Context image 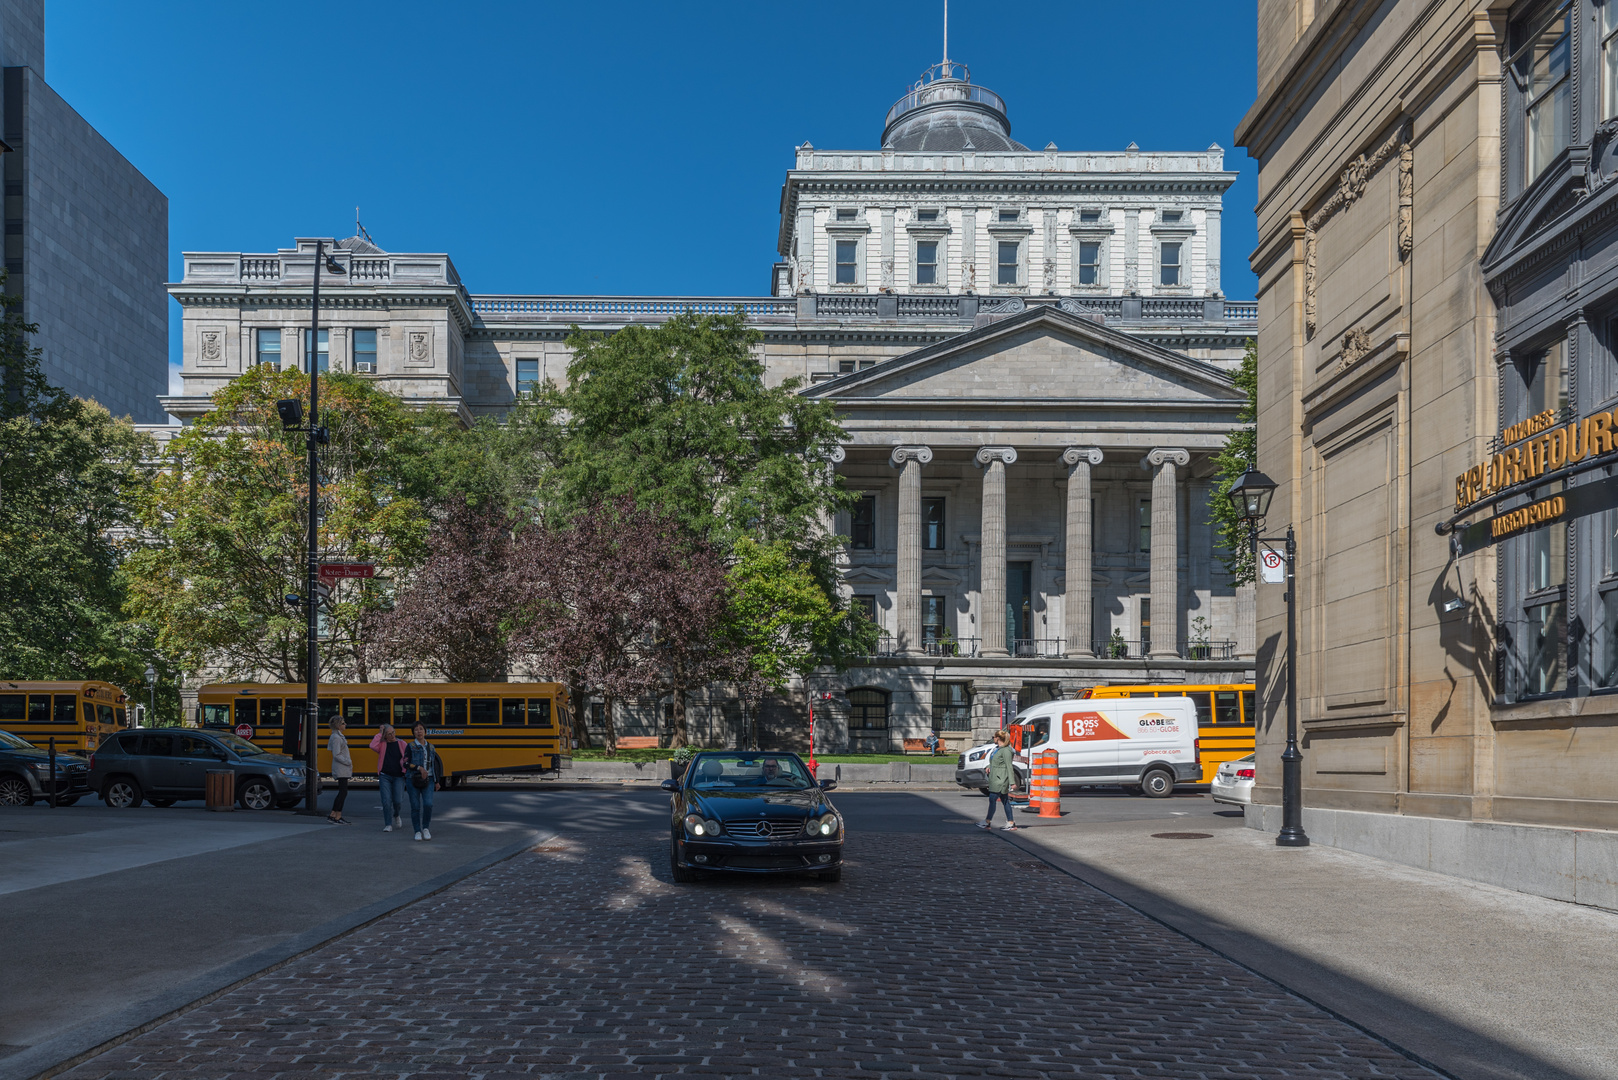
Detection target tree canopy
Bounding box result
[1210,340,1258,586]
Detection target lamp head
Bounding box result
[143,665,156,684]
[275,398,303,430]
[324,255,345,276]
[1226,468,1277,524]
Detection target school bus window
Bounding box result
[0,695,23,721]
[53,695,75,724]
[26,695,48,723]
[393,699,416,727]
[237,700,258,726]
[1242,690,1255,725]
[470,698,498,725]
[318,699,340,726]
[342,699,364,726]
[115,707,127,727]
[502,698,527,726]
[419,698,443,726]
[368,699,390,727]
[446,698,468,726]
[260,699,283,729]
[98,704,115,727]
[1190,693,1212,726]
[1214,691,1241,725]
[202,703,230,726]
[527,699,552,727]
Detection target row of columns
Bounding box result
[885,444,1190,659]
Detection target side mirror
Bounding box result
[216,751,230,762]
[659,778,680,792]
[819,779,837,791]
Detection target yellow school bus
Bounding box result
[1079,682,1255,783]
[0,681,131,753]
[196,682,572,785]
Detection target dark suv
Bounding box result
[0,728,91,806]
[90,728,309,810]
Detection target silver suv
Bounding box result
[90,729,309,811]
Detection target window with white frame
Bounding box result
[997,241,1019,286]
[835,240,859,285]
[1079,210,1102,224]
[836,207,859,222]
[1159,241,1183,287]
[915,240,938,285]
[916,208,939,222]
[353,329,377,373]
[1078,241,1102,286]
[256,329,281,370]
[1514,2,1572,183]
[516,358,539,396]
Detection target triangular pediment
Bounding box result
[802,305,1241,404]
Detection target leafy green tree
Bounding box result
[123,366,446,682]
[1210,340,1258,585]
[0,280,159,695]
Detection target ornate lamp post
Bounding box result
[1226,468,1309,848]
[143,665,156,726]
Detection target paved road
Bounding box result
[35,784,1442,1080]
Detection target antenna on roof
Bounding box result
[942,0,949,66]
[354,207,375,246]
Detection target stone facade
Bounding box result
[1239,0,1618,874]
[2,1,167,423]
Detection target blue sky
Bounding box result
[45,1,1259,378]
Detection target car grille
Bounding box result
[958,754,966,768]
[725,854,810,869]
[726,819,801,838]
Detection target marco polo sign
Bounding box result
[1450,406,1618,555]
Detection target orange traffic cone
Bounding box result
[1038,748,1061,818]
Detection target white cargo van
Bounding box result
[954,696,1201,798]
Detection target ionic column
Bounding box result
[976,447,1017,657]
[889,446,932,655]
[1062,447,1103,658]
[1142,448,1189,659]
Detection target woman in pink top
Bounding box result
[371,724,407,831]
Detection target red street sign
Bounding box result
[318,563,375,580]
[235,724,254,739]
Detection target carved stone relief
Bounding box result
[407,330,432,366]
[199,330,223,364]
[1303,123,1411,340]
[1339,327,1373,371]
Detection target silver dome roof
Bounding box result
[881,64,1026,152]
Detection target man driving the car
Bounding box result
[760,757,789,785]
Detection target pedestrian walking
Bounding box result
[976,729,1018,831]
[371,723,407,832]
[405,721,438,841]
[326,716,353,824]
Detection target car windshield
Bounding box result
[687,753,814,790]
[209,732,273,757]
[0,729,35,750]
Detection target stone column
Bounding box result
[1141,448,1189,659]
[976,446,1018,657]
[889,446,932,655]
[796,205,817,292]
[1203,208,1222,296]
[1062,447,1103,657]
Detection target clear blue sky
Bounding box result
[45,1,1259,377]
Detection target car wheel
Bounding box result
[104,776,142,808]
[238,778,274,811]
[0,774,34,806]
[1141,769,1175,798]
[817,866,842,883]
[149,798,176,808]
[670,838,697,883]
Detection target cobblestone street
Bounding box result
[61,821,1440,1080]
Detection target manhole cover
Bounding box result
[1151,832,1212,840]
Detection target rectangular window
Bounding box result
[256,329,281,370]
[922,496,945,550]
[1214,691,1241,725]
[851,594,877,622]
[342,699,364,726]
[922,595,946,644]
[304,329,329,373]
[470,698,498,725]
[850,495,876,549]
[516,358,539,396]
[1526,507,1566,593]
[502,698,527,726]
[997,241,1019,286]
[1079,210,1102,223]
[445,698,468,726]
[1078,241,1101,286]
[1139,498,1152,552]
[53,695,76,724]
[932,681,971,732]
[26,694,48,723]
[847,688,889,730]
[392,698,416,728]
[1140,598,1152,655]
[998,209,1019,222]
[835,240,858,284]
[1242,690,1255,724]
[353,329,377,373]
[260,699,283,732]
[915,240,938,285]
[916,208,939,222]
[1519,4,1572,182]
[1604,0,1618,120]
[418,698,443,726]
[1160,210,1183,223]
[0,694,22,721]
[368,699,390,728]
[1525,339,1568,416]
[527,698,553,727]
[1524,599,1567,695]
[1159,241,1182,287]
[836,208,858,221]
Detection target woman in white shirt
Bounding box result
[327,715,353,824]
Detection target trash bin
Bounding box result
[205,770,235,811]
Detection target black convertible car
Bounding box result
[662,751,843,882]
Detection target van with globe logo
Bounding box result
[955,696,1201,798]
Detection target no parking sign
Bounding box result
[1259,544,1286,584]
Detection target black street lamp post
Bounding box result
[277,240,345,814]
[143,665,156,726]
[1227,468,1309,848]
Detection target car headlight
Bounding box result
[804,814,839,837]
[278,767,302,777]
[28,762,53,773]
[684,813,722,837]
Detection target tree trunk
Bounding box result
[602,694,618,756]
[671,684,689,749]
[569,680,592,750]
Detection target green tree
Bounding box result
[123,366,449,682]
[1210,339,1258,585]
[0,279,158,695]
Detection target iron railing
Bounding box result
[1012,638,1064,658]
[923,637,981,657]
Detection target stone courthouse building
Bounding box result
[1239,0,1618,908]
[165,61,1259,751]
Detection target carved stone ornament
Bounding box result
[1043,258,1057,292]
[974,446,1018,468]
[889,445,934,468]
[1140,448,1191,470]
[1340,326,1373,371]
[986,297,1026,315]
[199,330,223,363]
[408,331,431,364]
[1589,118,1618,191]
[1061,447,1105,469]
[829,445,847,465]
[1303,123,1411,339]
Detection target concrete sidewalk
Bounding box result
[917,791,1618,1080]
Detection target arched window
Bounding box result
[847,688,890,731]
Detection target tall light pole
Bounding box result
[277,240,345,814]
[1227,468,1309,848]
[143,665,156,726]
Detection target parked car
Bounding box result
[0,728,91,806]
[661,751,843,883]
[1210,753,1256,806]
[90,728,310,810]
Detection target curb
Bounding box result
[2,828,554,1080]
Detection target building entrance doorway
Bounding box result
[1008,561,1032,654]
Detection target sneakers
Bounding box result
[394,815,402,828]
[974,820,991,830]
[413,831,423,841]
[1001,822,1018,831]
[421,828,431,840]
[383,825,393,833]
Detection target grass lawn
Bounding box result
[568,749,957,765]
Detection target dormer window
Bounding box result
[917,209,939,222]
[998,209,1019,223]
[837,208,858,222]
